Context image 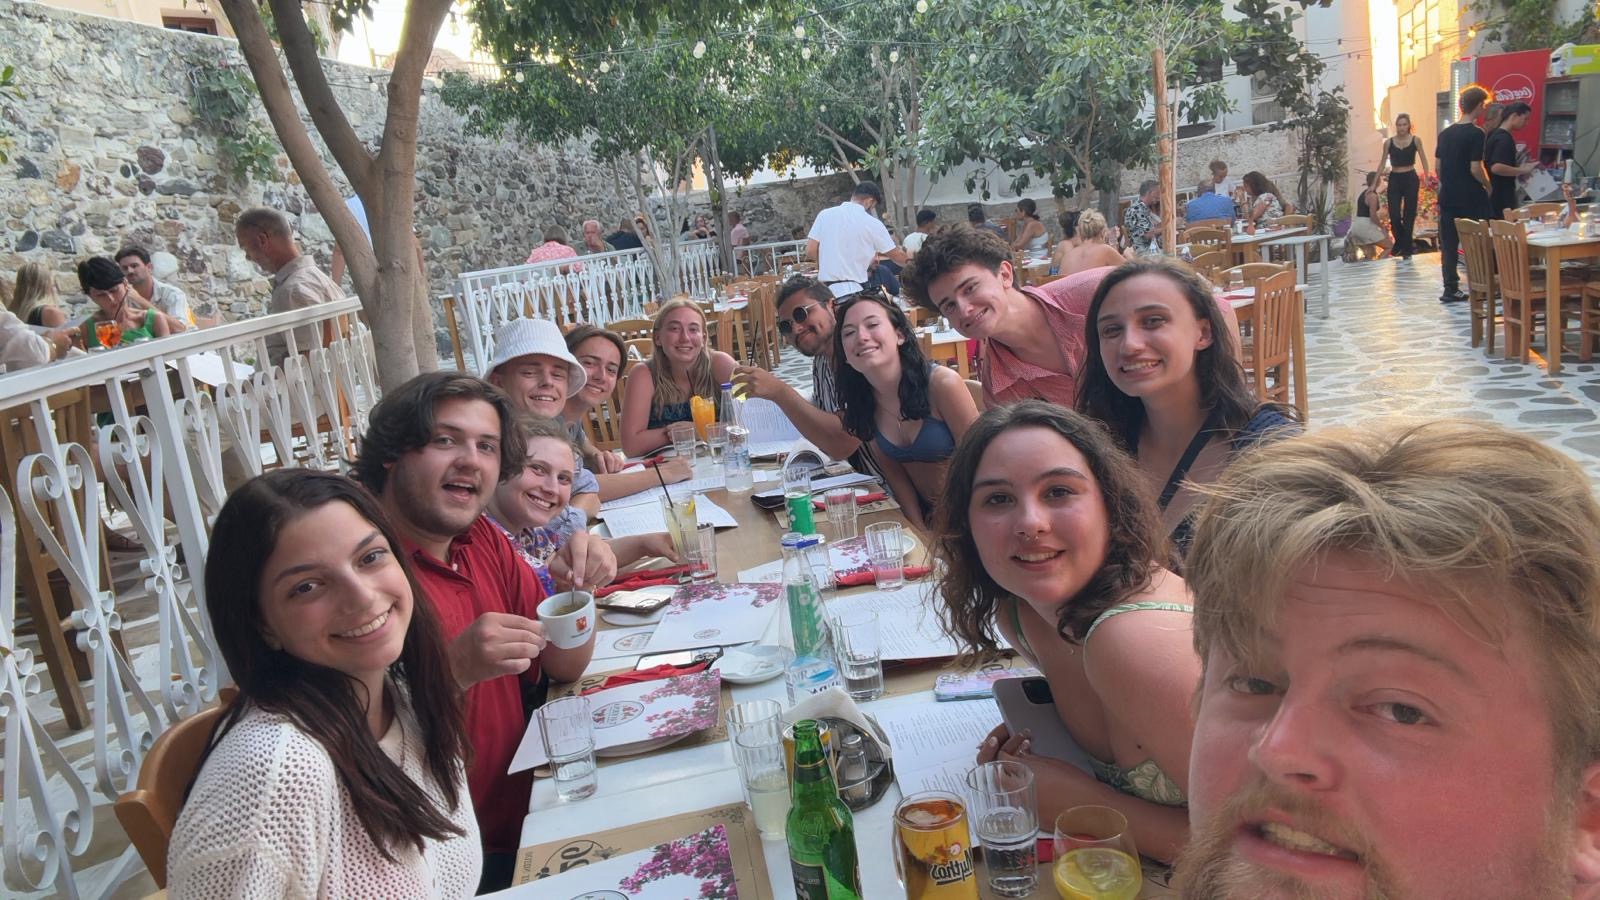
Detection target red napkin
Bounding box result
[811,492,889,510]
[638,453,670,468]
[580,660,712,694]
[832,565,932,587]
[594,565,692,597]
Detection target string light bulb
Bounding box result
[693,40,706,58]
[599,60,610,73]
[916,0,928,11]
[802,46,812,60]
[968,52,978,65]
[514,70,524,82]
[794,24,806,39]
[889,48,900,63]
[820,103,827,113]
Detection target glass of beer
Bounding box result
[893,791,980,900]
[1052,806,1141,900]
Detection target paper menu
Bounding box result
[739,397,803,457]
[642,582,782,653]
[590,624,658,660]
[599,494,738,538]
[492,824,741,899]
[510,670,721,771]
[875,698,1003,797]
[825,585,1010,662]
[599,471,730,512]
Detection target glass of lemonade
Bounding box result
[1052,806,1141,900]
[734,728,790,839]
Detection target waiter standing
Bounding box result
[1433,86,1493,304]
[805,182,909,298]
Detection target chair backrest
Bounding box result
[746,282,783,371]
[1182,226,1231,249]
[1488,219,1534,298]
[114,701,231,887]
[1190,250,1230,281]
[712,307,751,365]
[582,391,624,452]
[1222,262,1292,285]
[1273,214,1311,229]
[608,317,655,343]
[623,337,654,367]
[1251,270,1298,405]
[1510,202,1563,222]
[1456,218,1497,298]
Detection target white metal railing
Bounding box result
[0,298,378,898]
[456,239,726,375]
[737,239,808,276]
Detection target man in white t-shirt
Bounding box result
[901,208,938,253]
[805,181,909,298]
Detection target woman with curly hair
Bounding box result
[934,400,1196,862]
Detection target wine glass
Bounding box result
[1053,806,1141,900]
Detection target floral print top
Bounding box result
[1123,198,1158,248]
[485,514,562,595]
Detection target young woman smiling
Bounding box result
[486,414,676,592]
[1077,259,1297,561]
[620,298,737,457]
[935,401,1197,863]
[563,325,692,498]
[832,291,979,532]
[169,470,479,897]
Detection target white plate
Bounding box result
[712,645,786,685]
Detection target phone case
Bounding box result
[933,667,1042,701]
[990,677,1097,777]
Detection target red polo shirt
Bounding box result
[404,515,548,855]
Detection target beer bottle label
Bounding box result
[791,859,827,899]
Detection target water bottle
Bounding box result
[779,533,840,704]
[720,382,754,492]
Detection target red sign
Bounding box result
[1474,48,1549,153]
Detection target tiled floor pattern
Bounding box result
[8,249,1600,898]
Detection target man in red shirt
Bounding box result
[351,371,612,890]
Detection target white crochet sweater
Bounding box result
[167,699,481,898]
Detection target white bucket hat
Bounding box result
[484,317,587,397]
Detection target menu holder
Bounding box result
[531,666,735,777]
[511,803,773,898]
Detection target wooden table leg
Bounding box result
[1548,245,1565,375]
[1293,288,1309,422]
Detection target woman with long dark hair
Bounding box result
[1007,198,1049,255]
[934,401,1196,862]
[1238,171,1288,229]
[1077,259,1298,560]
[169,470,479,897]
[1379,112,1429,259]
[832,290,979,531]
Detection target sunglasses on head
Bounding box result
[777,301,824,336]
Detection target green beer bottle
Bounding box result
[786,719,862,899]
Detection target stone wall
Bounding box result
[0,0,638,342]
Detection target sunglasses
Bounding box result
[777,301,824,336]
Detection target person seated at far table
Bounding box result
[1238,171,1289,230]
[1003,198,1050,255]
[935,400,1197,863]
[75,256,180,349]
[487,413,679,593]
[1177,420,1600,899]
[903,225,1113,410]
[1077,259,1296,562]
[351,372,613,890]
[620,298,737,457]
[1054,210,1129,278]
[525,225,582,272]
[1184,180,1235,225]
[833,289,979,532]
[168,469,480,897]
[485,317,607,525]
[116,245,193,330]
[9,261,70,328]
[562,324,693,498]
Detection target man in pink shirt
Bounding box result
[904,227,1112,409]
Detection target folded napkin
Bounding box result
[639,453,670,468]
[833,565,931,587]
[580,660,712,694]
[811,492,889,510]
[595,565,692,597]
[784,686,893,759]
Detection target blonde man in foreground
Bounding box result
[1179,420,1600,899]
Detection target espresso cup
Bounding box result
[536,591,596,650]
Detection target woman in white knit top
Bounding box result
[168,470,482,897]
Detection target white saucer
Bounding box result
[713,645,786,685]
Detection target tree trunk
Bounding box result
[704,124,734,276]
[1154,46,1176,255]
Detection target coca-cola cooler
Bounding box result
[1474,48,1600,193]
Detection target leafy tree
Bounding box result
[1466,0,1597,53]
[920,0,1229,222]
[215,0,756,388]
[0,64,17,165]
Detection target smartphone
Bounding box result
[634,645,723,671]
[596,591,673,614]
[991,677,1097,776]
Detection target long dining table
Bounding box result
[1526,225,1600,375]
[510,458,1181,898]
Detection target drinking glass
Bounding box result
[686,523,718,582]
[894,791,981,898]
[705,422,729,470]
[783,466,816,534]
[734,730,791,839]
[1542,211,1561,229]
[96,320,119,348]
[1052,806,1141,900]
[725,698,783,745]
[537,695,598,801]
[966,761,1038,898]
[668,421,697,461]
[865,521,905,591]
[1227,268,1245,291]
[824,488,859,541]
[658,491,697,577]
[832,607,883,701]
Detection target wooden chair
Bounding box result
[712,307,752,365]
[1248,271,1298,408]
[1220,262,1292,287]
[1272,214,1311,229]
[1190,250,1230,282]
[1456,218,1500,353]
[115,700,231,887]
[442,295,467,372]
[1509,203,1564,223]
[582,391,625,453]
[623,337,654,366]
[1488,219,1584,363]
[1583,278,1600,362]
[1181,225,1231,252]
[608,317,655,343]
[746,282,783,371]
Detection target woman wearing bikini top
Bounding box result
[1380,112,1430,260]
